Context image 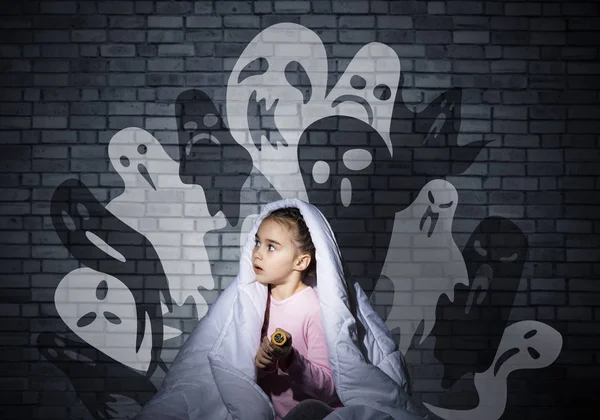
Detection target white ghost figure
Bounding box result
[382,179,468,354]
[226,22,401,200]
[324,41,399,155]
[54,267,181,372]
[106,127,227,322]
[424,320,563,420]
[226,22,329,201]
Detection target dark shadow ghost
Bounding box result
[37,332,157,420]
[176,89,254,227]
[49,178,173,378]
[298,84,489,295]
[428,216,528,389]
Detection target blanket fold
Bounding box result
[136,198,435,420]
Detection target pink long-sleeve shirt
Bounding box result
[257,286,343,419]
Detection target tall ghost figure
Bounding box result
[176,89,253,228]
[430,216,529,388]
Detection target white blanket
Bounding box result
[135,198,437,420]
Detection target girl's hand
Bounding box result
[269,328,293,368]
[255,336,275,370]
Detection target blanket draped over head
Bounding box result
[135,198,437,420]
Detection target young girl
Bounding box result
[252,207,343,420]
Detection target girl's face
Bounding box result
[252,219,305,286]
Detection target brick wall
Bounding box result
[0,1,598,419]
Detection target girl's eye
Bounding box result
[268,245,275,251]
[254,240,260,247]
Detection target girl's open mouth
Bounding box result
[253,265,263,273]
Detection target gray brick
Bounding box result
[453,16,488,30]
[274,1,311,13]
[70,116,106,129]
[108,116,143,129]
[32,117,67,129]
[503,46,540,59]
[225,29,260,42]
[109,16,145,28]
[40,1,76,14]
[333,1,370,14]
[185,57,221,71]
[452,60,494,73]
[109,58,145,72]
[491,17,528,30]
[453,31,489,44]
[491,60,527,73]
[108,73,145,86]
[155,1,192,14]
[71,29,107,43]
[428,2,445,14]
[300,15,337,28]
[389,0,427,14]
[158,44,195,56]
[216,1,253,14]
[108,102,144,115]
[148,16,183,28]
[100,44,135,57]
[224,15,260,28]
[415,30,450,44]
[376,16,412,29]
[253,1,272,13]
[187,29,223,43]
[108,29,146,43]
[147,72,185,86]
[505,3,542,16]
[415,59,451,73]
[148,58,184,72]
[531,32,566,45]
[135,1,154,14]
[34,74,68,86]
[147,30,184,43]
[97,1,134,14]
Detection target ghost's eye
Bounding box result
[350,75,366,90]
[474,240,487,257]
[203,113,218,128]
[238,57,268,84]
[285,61,312,104]
[342,149,372,171]
[184,121,198,131]
[373,84,391,101]
[312,160,330,184]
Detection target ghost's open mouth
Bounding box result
[185,133,221,156]
[419,206,439,238]
[247,90,286,150]
[332,95,373,125]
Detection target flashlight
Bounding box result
[270,330,288,347]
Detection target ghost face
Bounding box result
[298,116,399,290]
[176,89,253,226]
[326,42,400,153]
[226,22,329,151]
[54,268,152,372]
[298,116,400,220]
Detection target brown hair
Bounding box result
[263,207,316,279]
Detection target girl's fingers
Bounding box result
[255,352,272,368]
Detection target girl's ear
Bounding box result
[294,253,311,272]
